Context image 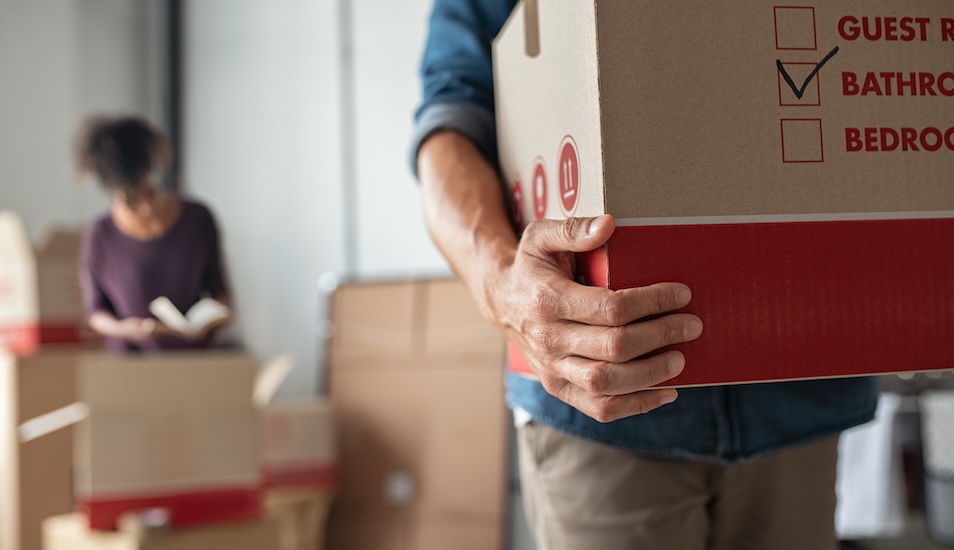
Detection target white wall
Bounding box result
[351,0,449,276]
[184,0,450,398]
[0,0,160,245]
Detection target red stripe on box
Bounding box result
[81,485,262,531]
[0,323,39,355]
[39,323,82,343]
[510,217,954,386]
[262,460,338,491]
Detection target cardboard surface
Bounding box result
[328,280,418,356]
[326,278,508,550]
[0,349,83,550]
[329,279,505,362]
[35,229,89,343]
[0,214,92,352]
[0,211,39,354]
[43,514,280,550]
[264,489,333,550]
[75,352,263,530]
[263,398,337,490]
[494,1,954,385]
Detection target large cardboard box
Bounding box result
[0,349,81,550]
[74,352,263,531]
[494,1,954,386]
[0,212,39,354]
[326,278,508,550]
[43,513,280,550]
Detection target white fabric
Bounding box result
[919,391,954,478]
[512,405,533,428]
[835,392,906,539]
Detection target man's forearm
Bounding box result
[417,131,517,312]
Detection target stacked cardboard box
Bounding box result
[263,398,336,491]
[264,489,334,550]
[262,398,337,550]
[43,513,279,550]
[35,230,94,344]
[0,212,39,354]
[73,352,263,531]
[0,211,97,354]
[494,0,954,386]
[325,278,509,550]
[5,350,285,550]
[0,349,80,550]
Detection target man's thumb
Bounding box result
[521,215,615,255]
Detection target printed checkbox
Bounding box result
[775,6,817,50]
[777,62,821,106]
[780,119,824,163]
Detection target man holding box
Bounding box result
[410,1,878,549]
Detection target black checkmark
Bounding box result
[777,46,840,100]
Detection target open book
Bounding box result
[148,296,230,337]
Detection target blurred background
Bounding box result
[0,1,951,550]
[0,0,449,398]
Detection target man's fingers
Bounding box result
[549,314,702,363]
[552,351,686,396]
[543,374,679,423]
[547,281,694,326]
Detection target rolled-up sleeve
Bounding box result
[409,0,516,178]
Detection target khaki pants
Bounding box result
[518,422,839,550]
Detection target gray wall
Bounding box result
[0,0,163,243]
[183,0,449,398]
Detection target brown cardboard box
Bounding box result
[35,229,93,344]
[326,278,508,550]
[0,211,39,354]
[74,352,263,531]
[264,489,334,550]
[42,513,280,550]
[263,398,337,491]
[494,0,954,386]
[328,279,501,358]
[0,348,82,550]
[0,211,95,353]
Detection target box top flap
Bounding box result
[0,210,33,257]
[79,352,257,411]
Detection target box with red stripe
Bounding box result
[495,0,953,386]
[74,352,263,530]
[262,398,337,491]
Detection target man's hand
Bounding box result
[482,215,703,423]
[417,131,701,423]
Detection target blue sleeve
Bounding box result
[409,0,517,177]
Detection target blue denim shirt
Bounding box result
[411,0,879,464]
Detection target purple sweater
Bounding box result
[80,199,230,352]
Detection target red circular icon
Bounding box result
[510,178,525,230]
[532,158,547,220]
[558,136,580,216]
